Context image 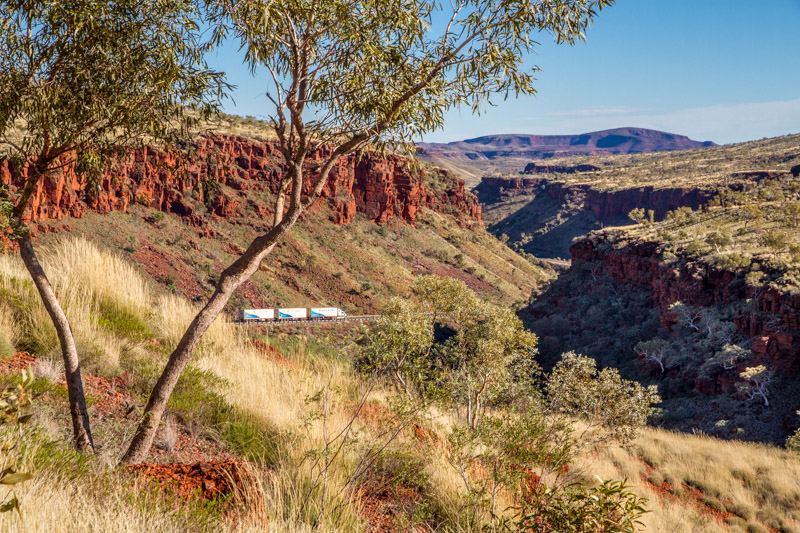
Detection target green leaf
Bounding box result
[0,473,33,485]
[0,497,19,513]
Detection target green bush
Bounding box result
[215,412,279,466]
[96,299,152,341]
[369,448,430,491]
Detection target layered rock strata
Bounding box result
[0,135,481,228]
[477,176,712,221]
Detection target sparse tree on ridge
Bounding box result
[705,230,733,253]
[121,0,615,463]
[760,229,789,256]
[0,0,226,452]
[785,201,800,228]
[628,207,646,225]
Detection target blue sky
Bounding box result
[208,0,800,145]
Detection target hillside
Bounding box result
[3,132,800,532]
[523,157,800,446]
[1,239,799,532]
[417,127,715,186]
[1,135,549,312]
[478,133,800,258]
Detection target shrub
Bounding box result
[716,252,752,270]
[628,208,646,224]
[726,516,747,530]
[518,478,648,533]
[0,370,37,515]
[727,501,755,520]
[760,229,789,254]
[645,471,664,487]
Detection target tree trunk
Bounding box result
[18,231,95,453]
[121,224,291,464]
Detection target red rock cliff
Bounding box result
[476,176,712,221]
[0,135,482,227]
[570,233,800,370]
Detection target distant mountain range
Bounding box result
[416,127,716,186]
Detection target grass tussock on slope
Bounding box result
[591,427,800,533]
[0,238,798,532]
[34,202,549,316]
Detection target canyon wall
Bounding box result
[478,176,713,221]
[570,233,800,370]
[0,135,482,229]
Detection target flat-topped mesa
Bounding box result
[0,135,482,228]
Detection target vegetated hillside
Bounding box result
[479,133,800,258]
[1,135,549,313]
[524,166,800,445]
[417,127,715,187]
[2,239,799,533]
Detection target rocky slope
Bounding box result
[522,218,800,444]
[571,231,800,367]
[2,135,546,315]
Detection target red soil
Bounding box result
[132,242,206,301]
[127,461,246,501]
[0,351,37,374]
[358,481,425,533]
[250,339,296,368]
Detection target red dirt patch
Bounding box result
[358,480,425,533]
[132,243,206,300]
[0,351,37,374]
[128,461,246,501]
[250,339,296,368]
[84,373,132,413]
[640,471,737,525]
[237,280,271,308]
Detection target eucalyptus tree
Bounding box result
[122,0,613,463]
[0,0,226,452]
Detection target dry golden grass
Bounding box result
[582,427,800,532]
[2,237,800,532]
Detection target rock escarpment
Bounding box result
[476,176,713,222]
[570,233,800,369]
[0,135,481,229]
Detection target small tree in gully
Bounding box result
[121,0,614,463]
[0,0,226,452]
